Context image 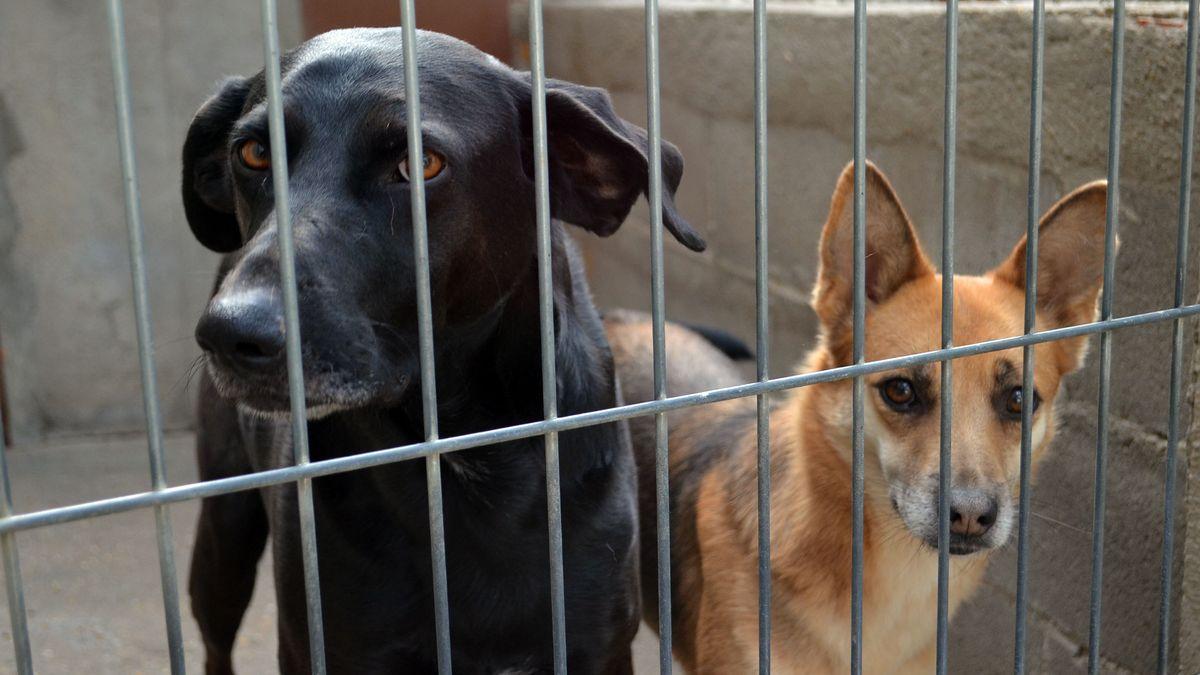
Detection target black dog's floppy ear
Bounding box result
[528,79,705,252]
[181,77,251,253]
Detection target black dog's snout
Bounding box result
[948,490,998,538]
[196,291,286,374]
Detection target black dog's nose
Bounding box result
[949,490,998,538]
[196,291,286,373]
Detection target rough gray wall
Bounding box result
[0,0,302,443]
[1182,352,1200,673]
[520,1,1198,672]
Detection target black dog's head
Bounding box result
[183,28,704,418]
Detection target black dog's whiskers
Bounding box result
[170,355,208,398]
[157,333,203,348]
[368,319,416,361]
[1029,508,1089,536]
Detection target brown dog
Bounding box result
[607,161,1110,673]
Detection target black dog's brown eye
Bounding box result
[237,140,271,171]
[1004,386,1039,418]
[880,378,918,411]
[397,150,445,182]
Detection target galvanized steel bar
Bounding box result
[104,1,186,671]
[258,1,327,671]
[1157,1,1198,670]
[850,0,867,669]
[643,0,673,672]
[397,3,454,673]
[1012,0,1045,670]
[527,2,569,672]
[936,0,958,671]
[1088,1,1124,670]
[0,307,1194,542]
[0,421,31,675]
[753,0,771,672]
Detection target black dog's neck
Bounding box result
[307,226,609,458]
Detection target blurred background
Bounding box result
[0,0,1197,672]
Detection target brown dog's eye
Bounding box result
[237,140,271,171]
[1003,386,1040,419]
[397,150,446,182]
[880,378,918,411]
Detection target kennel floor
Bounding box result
[0,432,667,673]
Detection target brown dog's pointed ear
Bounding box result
[517,76,705,251]
[991,180,1111,371]
[181,77,251,253]
[812,160,933,343]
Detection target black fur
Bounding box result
[676,322,754,361]
[183,29,703,674]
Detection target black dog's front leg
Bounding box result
[189,374,269,675]
[191,490,267,674]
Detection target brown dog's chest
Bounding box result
[686,458,989,674]
[769,539,987,674]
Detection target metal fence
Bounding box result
[0,0,1197,673]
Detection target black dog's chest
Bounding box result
[256,432,606,673]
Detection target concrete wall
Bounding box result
[515,1,1199,672]
[0,0,302,443]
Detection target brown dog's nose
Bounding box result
[949,490,998,537]
[196,291,286,374]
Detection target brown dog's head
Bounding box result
[811,161,1110,554]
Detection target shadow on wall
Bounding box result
[0,0,303,443]
[0,94,29,446]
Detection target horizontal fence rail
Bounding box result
[0,306,1195,537]
[0,1,1194,673]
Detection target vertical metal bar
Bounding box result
[396,4,453,673]
[528,2,569,672]
[644,1,672,671]
[936,0,958,672]
[1012,0,1045,669]
[1088,1,1124,671]
[103,2,186,671]
[1157,1,1198,670]
[257,2,326,672]
[0,422,31,675]
[850,0,867,669]
[752,0,771,672]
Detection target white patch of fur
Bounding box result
[236,401,352,422]
[864,395,1030,551]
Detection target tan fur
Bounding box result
[606,161,1111,673]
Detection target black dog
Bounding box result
[182,28,704,674]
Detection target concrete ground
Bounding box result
[0,433,666,674]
